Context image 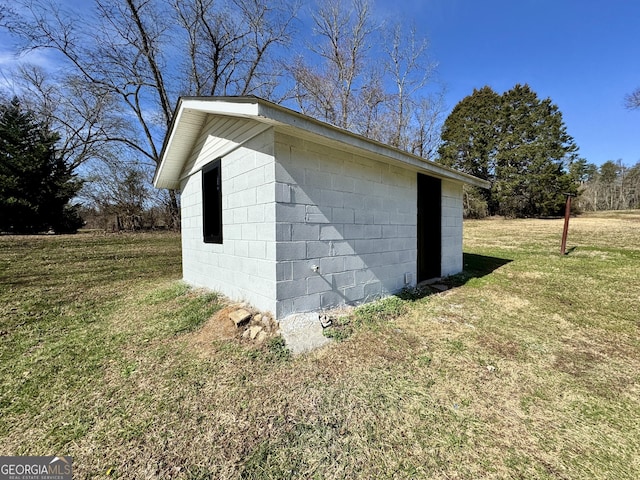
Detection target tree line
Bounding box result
[1,0,444,232]
[1,0,638,233]
[576,159,640,212]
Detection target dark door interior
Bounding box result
[417,173,441,282]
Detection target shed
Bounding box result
[153,96,489,319]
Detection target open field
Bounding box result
[1,212,639,479]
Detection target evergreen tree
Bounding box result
[438,86,502,179]
[0,97,83,233]
[438,84,579,217]
[438,86,502,216]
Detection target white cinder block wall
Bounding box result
[273,132,419,318]
[441,180,464,276]
[180,129,278,314]
[180,124,465,320]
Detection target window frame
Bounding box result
[202,158,223,244]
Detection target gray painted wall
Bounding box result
[179,124,464,319]
[180,129,278,314]
[273,131,418,318]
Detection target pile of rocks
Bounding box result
[228,308,280,345]
[226,307,341,354]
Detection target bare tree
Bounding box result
[288,0,443,158]
[410,92,446,159]
[2,0,298,227]
[383,23,437,149]
[79,159,154,231]
[629,162,640,208]
[625,87,640,110]
[174,0,244,96]
[289,0,377,131]
[174,0,297,98]
[2,0,178,221]
[11,65,123,171]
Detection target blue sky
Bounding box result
[1,0,638,167]
[376,0,640,166]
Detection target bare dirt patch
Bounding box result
[185,303,281,356]
[189,305,241,344]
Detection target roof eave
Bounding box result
[154,97,263,189]
[254,100,490,189]
[154,96,490,190]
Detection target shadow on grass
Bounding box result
[323,253,513,340]
[461,252,513,281]
[398,253,512,302]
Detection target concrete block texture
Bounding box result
[276,241,307,261]
[181,130,278,315]
[273,131,424,318]
[307,274,333,294]
[441,180,464,278]
[181,127,466,321]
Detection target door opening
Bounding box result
[417,173,441,282]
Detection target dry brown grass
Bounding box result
[1,213,639,478]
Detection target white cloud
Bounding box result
[0,47,60,70]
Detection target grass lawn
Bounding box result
[1,212,639,479]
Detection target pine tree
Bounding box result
[438,86,502,179]
[438,84,579,217]
[0,97,83,233]
[438,86,502,216]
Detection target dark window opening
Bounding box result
[203,159,222,243]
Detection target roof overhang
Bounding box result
[153,96,491,190]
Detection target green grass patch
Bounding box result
[323,295,408,341]
[163,291,221,335]
[1,213,639,478]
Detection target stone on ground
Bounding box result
[229,308,251,327]
[431,284,449,292]
[255,330,268,344]
[248,325,262,340]
[417,277,442,288]
[279,312,332,355]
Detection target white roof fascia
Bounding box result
[154,98,262,189]
[154,96,490,190]
[153,102,197,189]
[179,98,260,118]
[255,101,490,189]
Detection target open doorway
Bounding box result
[417,173,441,282]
